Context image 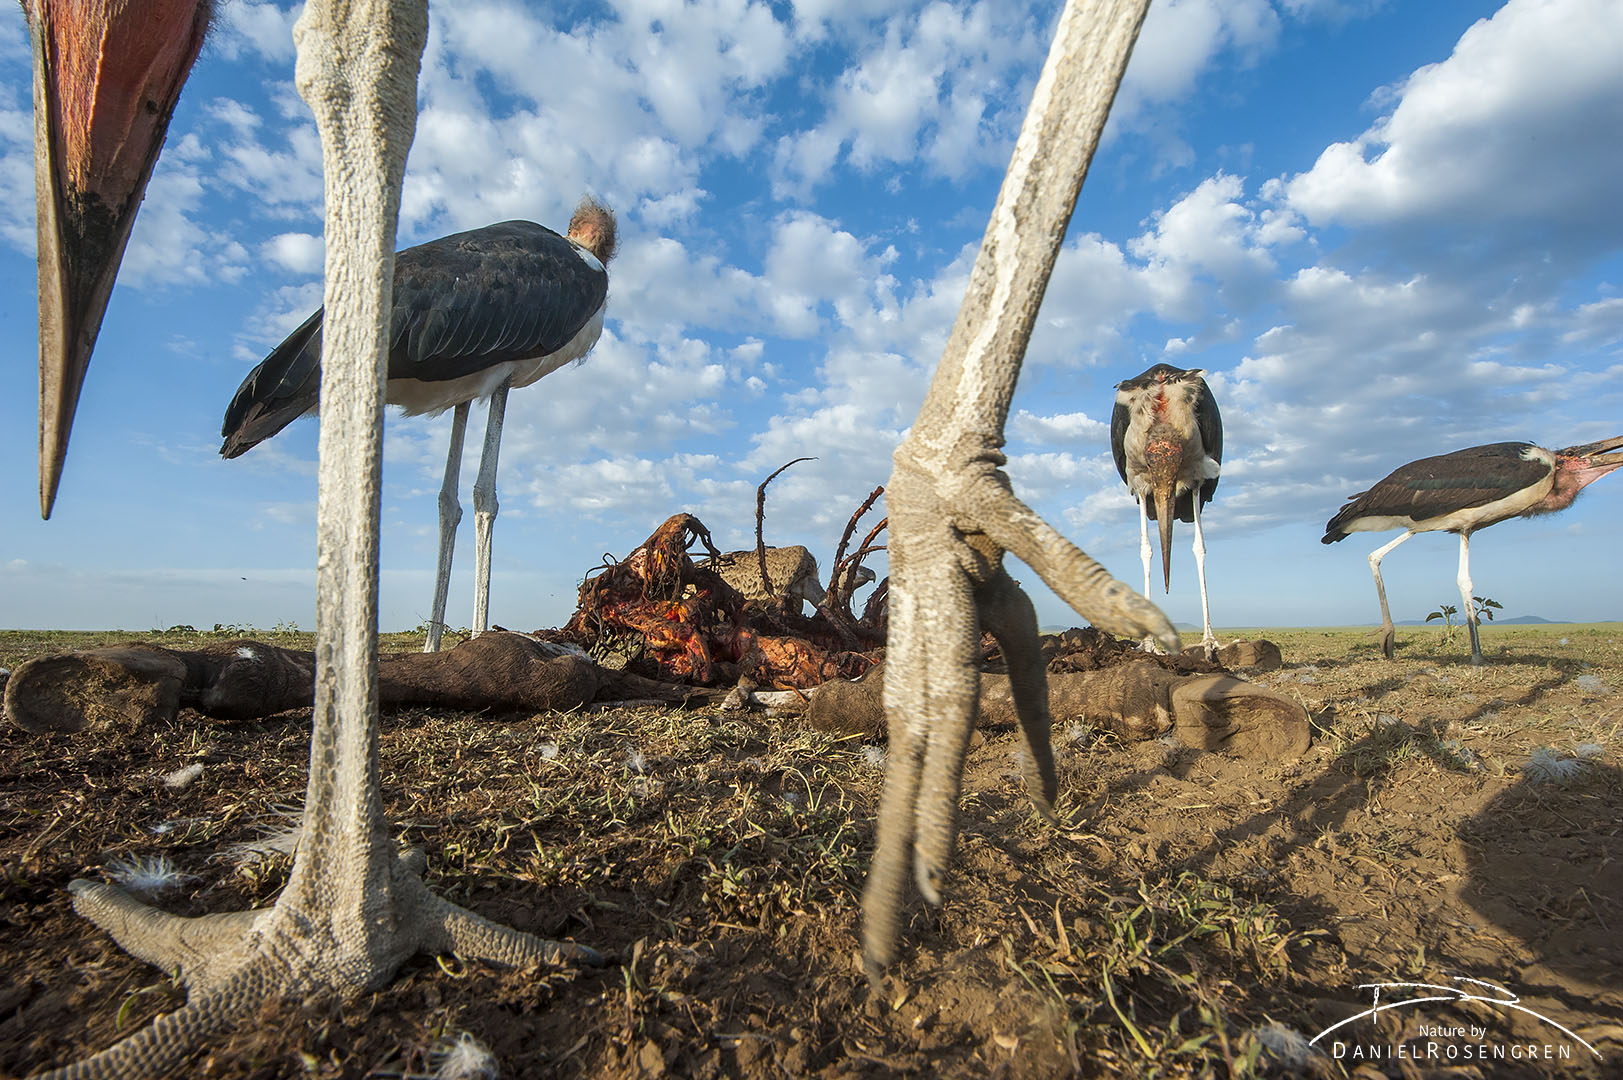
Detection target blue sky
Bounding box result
[3,0,1621,634]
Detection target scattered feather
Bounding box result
[1439,739,1480,770]
[221,806,304,865]
[1522,746,1588,785]
[625,749,647,774]
[430,1031,498,1080]
[859,745,886,770]
[1246,1022,1322,1072]
[1574,674,1610,695]
[106,854,193,896]
[1576,742,1604,760]
[536,739,559,761]
[163,763,205,789]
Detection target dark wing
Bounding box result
[219,309,324,458]
[1110,398,1130,486]
[221,220,608,458]
[387,220,608,383]
[1195,376,1222,507]
[1321,442,1543,542]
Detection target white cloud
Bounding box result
[1280,0,1623,244]
[262,232,323,275]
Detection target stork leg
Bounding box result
[1368,530,1413,660]
[1137,492,1152,599]
[34,10,600,1077]
[1457,531,1482,665]
[1191,494,1214,657]
[1135,493,1163,653]
[423,402,470,653]
[860,0,1160,982]
[471,381,510,636]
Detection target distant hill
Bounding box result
[1398,614,1565,625]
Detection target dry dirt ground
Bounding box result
[1,625,1620,1079]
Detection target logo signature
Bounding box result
[1308,976,1600,1060]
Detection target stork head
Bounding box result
[28,0,213,518]
[1114,363,1204,394]
[1547,434,1623,509]
[567,196,618,267]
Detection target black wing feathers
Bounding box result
[1192,377,1222,513]
[1109,400,1130,486]
[1322,442,1545,542]
[221,221,607,458]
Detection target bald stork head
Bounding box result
[1543,434,1623,512]
[27,0,214,518]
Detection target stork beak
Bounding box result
[28,0,210,518]
[1153,479,1175,593]
[1558,434,1623,468]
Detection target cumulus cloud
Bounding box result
[1278,0,1623,251]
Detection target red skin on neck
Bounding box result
[35,0,209,203]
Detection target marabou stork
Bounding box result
[1110,363,1223,653]
[1323,437,1623,664]
[221,204,617,653]
[27,2,595,1076]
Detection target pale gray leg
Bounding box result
[471,382,509,636]
[1191,495,1214,656]
[1458,531,1482,665]
[1136,493,1163,653]
[423,402,469,653]
[1368,530,1413,660]
[1137,493,1152,598]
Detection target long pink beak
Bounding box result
[28,0,211,518]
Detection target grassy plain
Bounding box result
[1,624,1618,1077]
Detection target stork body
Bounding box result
[1110,363,1223,653]
[1323,437,1623,664]
[221,209,616,652]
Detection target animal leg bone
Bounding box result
[424,400,470,652]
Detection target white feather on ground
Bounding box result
[105,854,193,896]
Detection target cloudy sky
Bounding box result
[3,0,1621,636]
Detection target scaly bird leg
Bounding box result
[1367,530,1412,660]
[1458,531,1481,665]
[1192,493,1214,657]
[34,7,595,1078]
[978,567,1059,820]
[424,401,470,653]
[1138,491,1152,599]
[472,381,509,636]
[1136,493,1164,653]
[862,0,1161,984]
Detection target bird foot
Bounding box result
[33,849,600,1080]
[861,453,1175,984]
